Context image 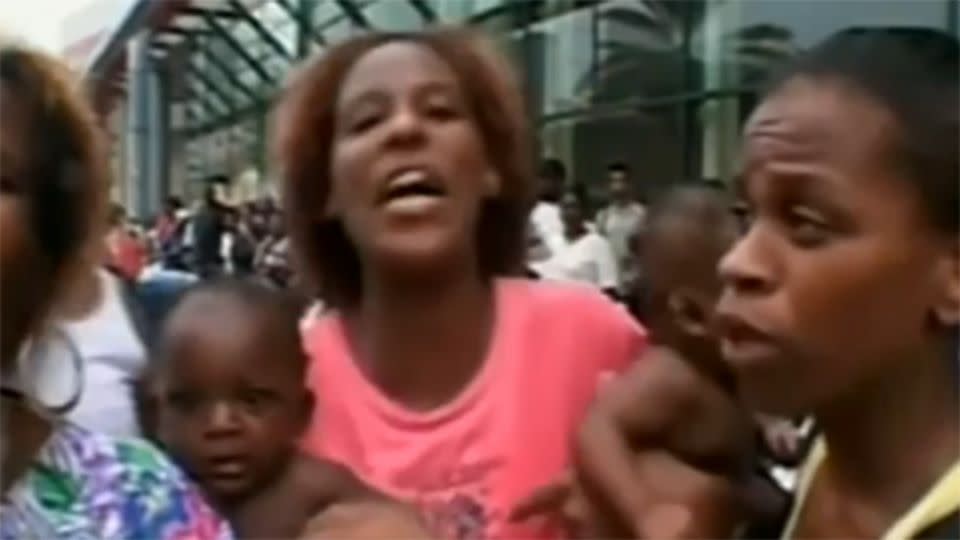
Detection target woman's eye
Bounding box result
[348,113,381,134]
[422,94,461,121]
[786,206,831,247]
[426,103,458,120]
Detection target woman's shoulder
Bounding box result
[498,279,647,367]
[9,423,232,539]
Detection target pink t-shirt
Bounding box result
[301,279,647,539]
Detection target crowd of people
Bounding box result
[0,23,957,540]
[105,190,294,287]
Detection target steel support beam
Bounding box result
[188,65,235,112]
[180,7,243,20]
[189,9,274,84]
[189,79,230,116]
[156,26,213,38]
[228,0,293,61]
[408,0,437,22]
[333,0,369,28]
[180,99,269,138]
[195,41,262,104]
[274,0,325,50]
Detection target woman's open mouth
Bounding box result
[379,167,448,215]
[713,308,782,368]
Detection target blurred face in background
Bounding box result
[608,174,631,204]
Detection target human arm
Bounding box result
[574,348,754,538]
[299,501,434,540]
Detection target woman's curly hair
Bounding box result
[0,43,109,316]
[272,27,536,307]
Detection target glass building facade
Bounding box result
[156,0,958,206]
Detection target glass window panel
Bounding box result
[313,2,346,29]
[363,0,422,30]
[526,7,597,115]
[594,0,686,103]
[426,0,510,22]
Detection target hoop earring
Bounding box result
[18,326,84,416]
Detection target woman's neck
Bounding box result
[816,344,959,518]
[350,269,495,412]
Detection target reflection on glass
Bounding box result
[527,7,595,115]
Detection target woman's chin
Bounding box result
[368,233,468,278]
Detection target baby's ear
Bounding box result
[666,288,711,339]
[930,244,960,328]
[297,388,316,435]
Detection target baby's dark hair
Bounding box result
[607,162,630,176]
[644,184,737,295]
[539,158,567,183]
[161,278,309,372]
[767,27,958,234]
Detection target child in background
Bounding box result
[149,280,382,538]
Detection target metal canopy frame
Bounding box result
[164,0,603,141]
[227,0,294,61]
[332,0,369,28]
[153,0,332,136]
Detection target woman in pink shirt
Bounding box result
[274,28,646,539]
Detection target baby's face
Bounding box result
[157,314,309,503]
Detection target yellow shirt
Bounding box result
[782,439,960,540]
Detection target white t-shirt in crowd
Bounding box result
[33,270,147,437]
[597,202,646,289]
[530,201,564,254]
[531,231,619,290]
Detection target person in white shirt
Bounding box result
[532,191,619,295]
[32,267,147,437]
[528,158,566,259]
[596,162,646,294]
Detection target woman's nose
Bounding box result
[383,105,426,148]
[718,226,777,296]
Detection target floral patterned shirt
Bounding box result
[1,422,233,540]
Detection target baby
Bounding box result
[514,185,788,538]
[148,279,382,538]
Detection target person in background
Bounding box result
[596,162,646,295]
[528,158,566,259]
[275,28,646,539]
[256,212,291,288]
[32,247,149,438]
[151,280,383,538]
[106,203,147,281]
[532,191,619,297]
[573,28,960,539]
[0,42,230,539]
[229,215,257,279]
[156,195,184,248]
[219,208,237,275]
[193,184,226,279]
